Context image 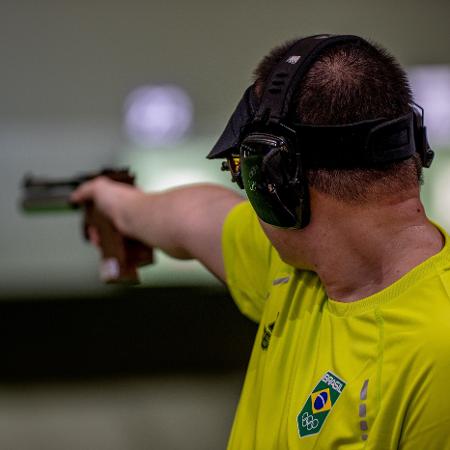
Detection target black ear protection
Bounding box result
[207,34,434,229]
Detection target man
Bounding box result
[71,35,450,448]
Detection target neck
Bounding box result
[292,191,443,302]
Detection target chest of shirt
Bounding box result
[231,272,403,449]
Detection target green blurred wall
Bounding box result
[1,0,449,125]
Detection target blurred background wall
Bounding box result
[0,0,449,449]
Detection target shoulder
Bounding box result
[380,253,450,375]
[384,285,450,382]
[222,201,277,274]
[222,201,283,322]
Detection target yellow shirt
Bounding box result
[223,201,450,450]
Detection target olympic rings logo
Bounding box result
[301,412,319,431]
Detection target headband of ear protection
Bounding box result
[207,34,434,229]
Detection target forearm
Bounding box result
[71,178,244,281]
[116,183,244,266]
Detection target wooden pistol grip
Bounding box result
[84,204,152,284]
[124,237,154,268]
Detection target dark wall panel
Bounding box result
[0,287,257,381]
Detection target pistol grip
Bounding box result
[84,204,153,284]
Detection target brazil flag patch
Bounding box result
[297,371,346,438]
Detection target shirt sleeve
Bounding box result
[222,201,276,323]
[399,336,450,449]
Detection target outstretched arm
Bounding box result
[71,178,244,282]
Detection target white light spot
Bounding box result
[409,66,450,148]
[124,84,193,147]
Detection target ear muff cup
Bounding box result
[262,147,288,187]
[240,134,308,228]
